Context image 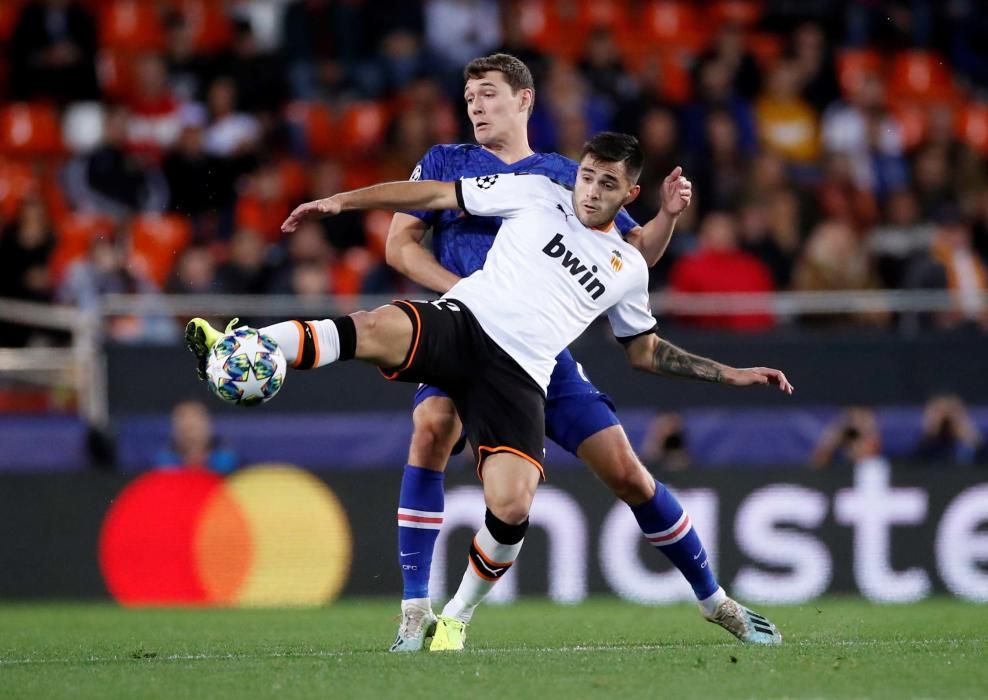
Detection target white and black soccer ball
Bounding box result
[205,328,286,406]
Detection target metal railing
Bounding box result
[1,289,985,427]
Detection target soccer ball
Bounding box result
[205,327,286,406]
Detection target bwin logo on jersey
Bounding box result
[610,250,624,272]
[542,233,606,300]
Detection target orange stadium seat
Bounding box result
[640,1,707,53]
[100,0,166,52]
[0,158,37,221]
[746,32,784,71]
[957,102,988,155]
[285,101,336,157]
[888,50,957,101]
[836,48,884,99]
[0,103,62,156]
[128,213,192,285]
[338,102,390,156]
[97,49,136,102]
[888,102,928,151]
[515,0,565,52]
[713,0,764,27]
[0,2,22,45]
[169,0,234,53]
[575,0,630,32]
[49,213,115,283]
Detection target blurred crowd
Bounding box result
[2,0,988,346]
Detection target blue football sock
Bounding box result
[396,464,445,600]
[630,479,720,600]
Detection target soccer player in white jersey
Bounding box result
[186,132,793,650]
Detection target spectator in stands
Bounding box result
[695,22,762,101]
[692,108,749,216]
[788,21,841,114]
[577,27,635,112]
[528,60,611,155]
[911,145,956,221]
[270,220,332,293]
[166,246,221,295]
[163,110,237,236]
[155,400,238,473]
[913,394,987,465]
[235,161,291,242]
[627,106,688,223]
[202,78,261,159]
[667,211,775,331]
[683,59,757,157]
[8,0,100,103]
[163,9,215,103]
[640,412,692,471]
[282,0,350,99]
[56,231,173,342]
[216,228,274,295]
[868,189,935,289]
[815,152,880,231]
[737,194,798,289]
[792,219,885,326]
[754,60,820,166]
[424,0,501,74]
[0,196,55,346]
[821,72,905,195]
[213,16,288,117]
[907,205,988,330]
[127,53,184,157]
[811,406,884,468]
[305,161,366,252]
[971,187,988,265]
[493,4,549,85]
[63,105,169,217]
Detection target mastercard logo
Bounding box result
[99,465,352,607]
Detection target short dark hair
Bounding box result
[580,132,644,183]
[464,53,535,115]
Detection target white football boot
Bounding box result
[389,600,438,653]
[703,598,783,645]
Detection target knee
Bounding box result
[602,451,655,505]
[409,402,460,469]
[486,498,531,525]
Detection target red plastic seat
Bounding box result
[713,0,764,27]
[957,102,988,155]
[285,101,336,157]
[172,0,233,52]
[888,101,928,151]
[836,49,883,99]
[338,102,390,156]
[640,1,707,52]
[128,214,192,285]
[0,103,62,156]
[888,50,957,101]
[50,213,115,283]
[101,0,165,51]
[0,158,37,221]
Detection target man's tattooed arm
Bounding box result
[649,337,727,382]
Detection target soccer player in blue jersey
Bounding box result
[381,54,781,650]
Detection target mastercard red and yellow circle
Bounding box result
[99,465,352,606]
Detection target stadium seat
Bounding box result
[128,213,192,285]
[0,2,22,45]
[49,213,115,283]
[746,32,784,71]
[100,0,166,52]
[575,0,630,32]
[836,48,883,99]
[338,102,390,156]
[640,1,707,52]
[0,158,37,221]
[171,0,233,53]
[888,101,928,151]
[97,50,136,102]
[285,101,336,157]
[888,50,957,101]
[957,102,988,155]
[514,0,565,52]
[0,103,63,157]
[713,0,764,27]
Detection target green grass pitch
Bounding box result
[1,598,984,699]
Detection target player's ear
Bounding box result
[518,88,534,115]
[623,184,641,206]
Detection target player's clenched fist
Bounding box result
[660,166,692,216]
[281,196,342,234]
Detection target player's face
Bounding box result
[573,156,641,228]
[463,72,530,146]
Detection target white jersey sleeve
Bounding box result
[608,284,658,344]
[455,173,546,218]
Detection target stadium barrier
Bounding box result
[2,462,985,604]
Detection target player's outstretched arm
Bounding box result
[626,166,692,267]
[385,213,462,294]
[623,332,794,394]
[281,180,460,234]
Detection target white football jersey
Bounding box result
[444,173,656,393]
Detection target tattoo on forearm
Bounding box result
[651,339,725,382]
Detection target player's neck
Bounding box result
[482,136,534,165]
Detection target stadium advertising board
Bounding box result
[1,463,985,603]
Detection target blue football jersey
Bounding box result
[402,144,639,277]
